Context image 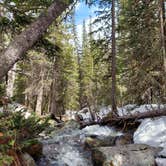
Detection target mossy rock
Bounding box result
[85,135,116,148]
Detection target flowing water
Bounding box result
[36,121,122,166]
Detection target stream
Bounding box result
[36,121,122,166]
[35,105,166,166]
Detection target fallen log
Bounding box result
[80,108,166,128]
[101,108,166,125]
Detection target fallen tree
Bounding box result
[0,0,74,81]
[80,107,166,128]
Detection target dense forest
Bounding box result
[0,0,165,166]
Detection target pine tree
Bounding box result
[118,0,164,104]
[81,20,94,109]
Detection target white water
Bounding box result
[37,122,120,166]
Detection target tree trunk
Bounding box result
[35,70,44,116]
[159,0,166,71]
[159,0,166,97]
[6,63,17,98]
[49,58,63,119]
[0,0,73,81]
[111,0,117,113]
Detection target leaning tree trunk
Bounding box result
[0,0,73,81]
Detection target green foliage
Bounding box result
[0,110,49,163]
[0,154,13,166]
[0,0,164,119]
[0,82,6,99]
[118,0,164,104]
[13,69,27,104]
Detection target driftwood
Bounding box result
[80,108,166,128]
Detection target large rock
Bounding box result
[84,133,132,148]
[92,144,160,166]
[85,135,116,148]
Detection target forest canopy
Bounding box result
[0,0,165,117]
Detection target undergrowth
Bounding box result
[0,110,49,165]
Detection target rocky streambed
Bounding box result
[36,121,123,166]
[36,120,93,166]
[35,115,166,166]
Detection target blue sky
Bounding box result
[74,2,99,42]
[75,2,98,25]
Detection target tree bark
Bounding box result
[111,0,117,113]
[159,0,166,97]
[49,58,64,119]
[0,0,73,81]
[35,70,45,116]
[6,63,17,98]
[159,0,166,72]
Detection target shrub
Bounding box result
[0,110,49,165]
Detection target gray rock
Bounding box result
[92,144,160,166]
[85,135,116,148]
[84,132,133,148]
